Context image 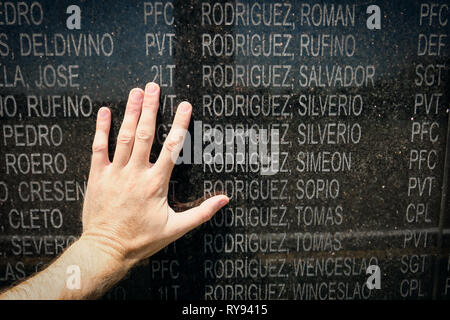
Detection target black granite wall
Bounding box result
[0,0,449,300]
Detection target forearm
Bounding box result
[0,236,133,300]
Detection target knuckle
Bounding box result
[164,136,181,153]
[142,102,157,112]
[149,186,162,197]
[146,182,164,197]
[117,131,134,145]
[92,143,108,153]
[142,97,159,112]
[146,173,166,194]
[136,129,153,142]
[143,92,158,105]
[126,103,141,115]
[202,209,214,222]
[96,123,107,131]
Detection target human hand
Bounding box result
[80,82,229,269]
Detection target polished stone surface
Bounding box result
[0,0,449,299]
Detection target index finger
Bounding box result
[153,101,192,178]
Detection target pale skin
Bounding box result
[0,82,229,300]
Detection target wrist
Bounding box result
[44,236,135,299]
[77,233,137,274]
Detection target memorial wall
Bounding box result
[0,0,449,300]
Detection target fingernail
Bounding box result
[218,198,229,208]
[179,102,191,113]
[130,89,143,102]
[99,107,109,118]
[146,82,159,93]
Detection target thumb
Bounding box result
[165,195,229,238]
